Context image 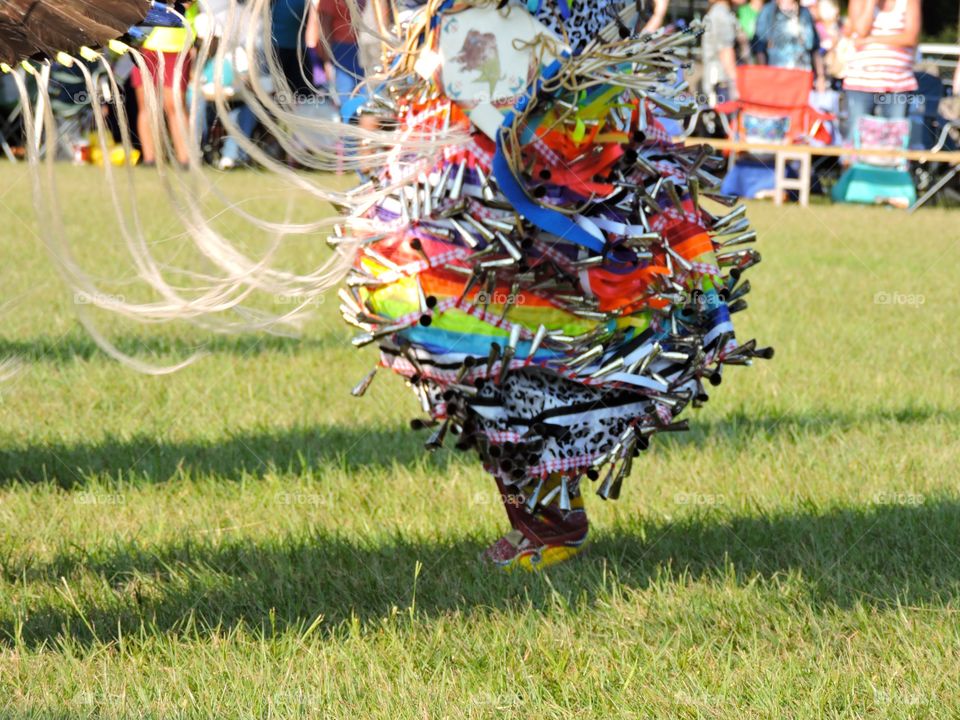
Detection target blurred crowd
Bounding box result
[700,0,960,146]
[0,0,957,169]
[0,0,374,168]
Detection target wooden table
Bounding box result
[680,137,960,208]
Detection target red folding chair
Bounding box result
[715,65,834,145]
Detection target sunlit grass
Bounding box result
[0,164,958,717]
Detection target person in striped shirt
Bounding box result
[841,0,920,141]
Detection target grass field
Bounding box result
[0,164,959,718]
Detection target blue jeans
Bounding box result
[221,104,258,163]
[331,42,369,122]
[844,89,910,142]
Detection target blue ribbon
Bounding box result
[491,58,606,254]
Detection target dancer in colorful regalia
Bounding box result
[6,0,771,571]
[335,0,772,569]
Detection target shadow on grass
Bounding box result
[0,405,951,488]
[0,330,348,364]
[3,499,960,648]
[0,424,462,488]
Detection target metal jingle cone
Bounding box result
[425,418,451,451]
[396,338,425,375]
[456,270,482,307]
[558,476,572,512]
[525,477,545,512]
[338,288,363,315]
[364,247,404,273]
[495,232,523,262]
[710,217,751,237]
[351,368,378,397]
[572,309,610,321]
[476,164,496,202]
[411,183,422,221]
[540,483,562,508]
[480,273,497,314]
[703,192,740,207]
[711,204,747,229]
[726,279,751,303]
[630,342,661,374]
[687,176,701,215]
[432,163,452,203]
[596,462,618,500]
[479,258,517,270]
[657,419,690,433]
[450,162,466,201]
[663,180,686,214]
[736,250,762,273]
[422,179,433,218]
[497,325,522,385]
[448,382,479,397]
[498,281,520,322]
[527,324,548,359]
[463,213,496,242]
[485,342,501,376]
[718,230,757,249]
[724,268,743,292]
[448,217,480,249]
[665,245,693,272]
[416,276,430,315]
[482,217,517,233]
[634,154,660,178]
[722,338,756,360]
[571,256,605,269]
[589,357,626,379]
[439,200,468,219]
[715,248,752,266]
[568,344,604,369]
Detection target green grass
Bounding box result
[1,164,959,718]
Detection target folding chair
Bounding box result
[714,65,834,201]
[908,118,960,212]
[715,65,835,145]
[832,115,916,208]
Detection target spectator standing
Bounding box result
[755,0,827,91]
[641,0,669,34]
[132,1,195,166]
[313,0,367,117]
[271,0,314,102]
[193,0,261,169]
[735,0,766,58]
[702,0,740,103]
[842,0,920,138]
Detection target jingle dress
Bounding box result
[341,0,771,569]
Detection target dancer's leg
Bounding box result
[482,472,589,571]
[134,84,155,164]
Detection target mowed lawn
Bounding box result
[0,163,959,718]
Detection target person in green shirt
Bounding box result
[734,0,765,59]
